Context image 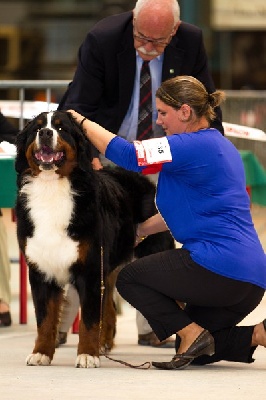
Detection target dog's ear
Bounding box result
[66,112,94,172]
[15,119,34,174]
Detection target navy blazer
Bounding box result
[59,11,223,135]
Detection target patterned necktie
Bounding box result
[137,61,153,140]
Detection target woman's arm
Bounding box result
[137,213,169,243]
[69,109,116,155]
[68,109,142,173]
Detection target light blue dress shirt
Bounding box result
[118,53,164,142]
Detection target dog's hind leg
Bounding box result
[26,267,64,366]
[100,268,120,353]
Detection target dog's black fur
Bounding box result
[15,110,174,368]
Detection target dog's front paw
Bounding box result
[75,354,100,368]
[26,352,51,366]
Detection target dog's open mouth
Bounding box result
[34,146,64,165]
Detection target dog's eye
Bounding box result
[58,127,62,131]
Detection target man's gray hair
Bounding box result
[134,0,180,25]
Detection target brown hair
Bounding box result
[156,76,225,122]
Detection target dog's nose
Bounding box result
[39,128,53,139]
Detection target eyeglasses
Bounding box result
[133,20,174,48]
[133,31,171,47]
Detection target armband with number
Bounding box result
[134,137,172,166]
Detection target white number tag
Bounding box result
[134,137,172,166]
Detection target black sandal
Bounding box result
[152,329,215,370]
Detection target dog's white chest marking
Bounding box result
[21,171,78,285]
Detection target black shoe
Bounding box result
[152,330,215,370]
[0,311,12,327]
[138,331,175,348]
[55,332,68,347]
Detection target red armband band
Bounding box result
[141,164,163,175]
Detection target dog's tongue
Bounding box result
[36,147,54,163]
[41,151,54,163]
[35,147,63,163]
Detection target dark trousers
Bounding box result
[116,249,265,364]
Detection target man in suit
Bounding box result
[58,0,223,347]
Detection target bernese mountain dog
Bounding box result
[15,110,174,368]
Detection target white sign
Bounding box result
[223,122,266,142]
[211,0,266,29]
[0,100,58,119]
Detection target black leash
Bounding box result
[98,244,151,369]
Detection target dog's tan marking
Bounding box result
[78,241,91,264]
[100,269,120,351]
[53,117,62,126]
[31,293,64,361]
[36,117,45,125]
[78,319,99,357]
[26,141,41,176]
[55,136,77,176]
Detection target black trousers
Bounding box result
[116,249,265,364]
